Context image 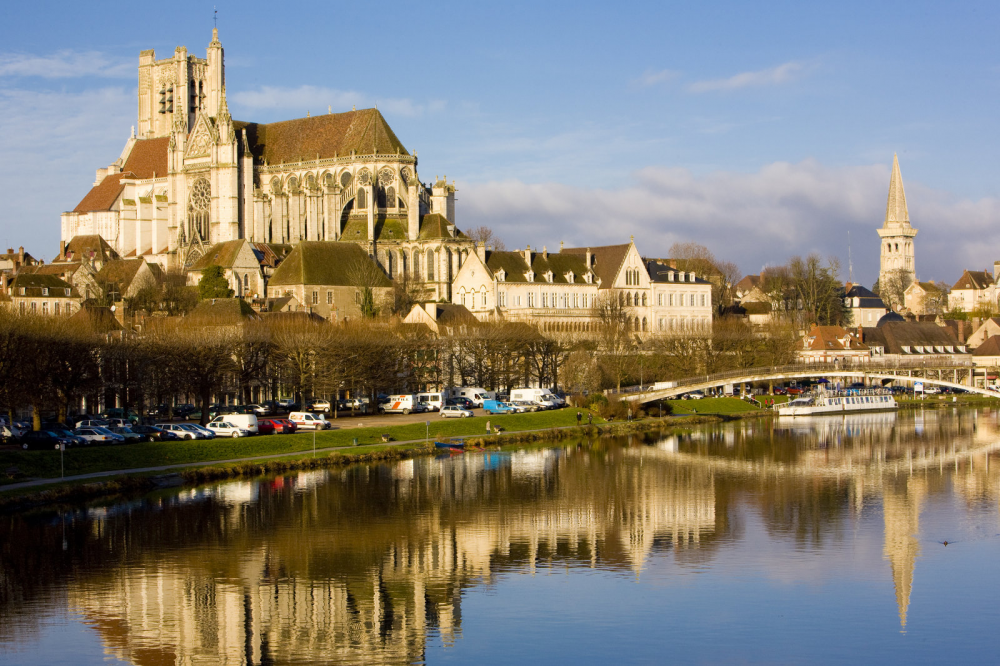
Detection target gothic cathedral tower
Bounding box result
[877,154,917,289]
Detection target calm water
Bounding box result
[2,407,1000,664]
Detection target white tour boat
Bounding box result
[776,390,897,417]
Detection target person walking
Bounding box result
[486,419,491,435]
[587,413,593,425]
[576,411,582,426]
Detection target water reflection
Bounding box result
[2,408,1000,664]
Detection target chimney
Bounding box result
[18,247,24,264]
[560,240,564,252]
[857,325,863,343]
[585,248,592,268]
[59,240,66,260]
[542,245,548,260]
[523,245,531,264]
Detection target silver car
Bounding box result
[440,405,473,418]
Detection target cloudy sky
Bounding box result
[2,1,999,286]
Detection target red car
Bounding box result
[259,418,297,434]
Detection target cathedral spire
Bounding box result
[884,154,910,227]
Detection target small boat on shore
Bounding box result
[776,390,897,417]
[434,441,465,450]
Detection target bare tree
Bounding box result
[789,254,847,325]
[467,226,507,251]
[346,254,389,319]
[591,292,637,391]
[876,268,913,313]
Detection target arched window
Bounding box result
[188,177,211,241]
[400,250,407,275]
[243,274,249,292]
[386,252,394,277]
[386,186,395,208]
[286,176,298,193]
[641,293,647,306]
[427,249,435,280]
[412,249,420,278]
[642,317,647,332]
[626,292,632,306]
[356,188,367,209]
[619,292,625,306]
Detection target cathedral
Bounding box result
[61,28,472,299]
[877,154,918,288]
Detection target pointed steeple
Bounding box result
[884,154,910,227]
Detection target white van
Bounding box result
[444,387,495,407]
[380,395,422,414]
[510,388,559,409]
[416,392,443,411]
[210,413,259,434]
[289,412,332,430]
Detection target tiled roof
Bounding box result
[188,298,258,323]
[952,270,993,291]
[268,241,391,287]
[95,258,147,289]
[973,335,1000,356]
[804,325,867,351]
[485,251,529,282]
[252,243,293,268]
[73,173,127,213]
[188,240,247,270]
[68,306,124,333]
[429,303,477,326]
[560,244,630,288]
[734,274,761,294]
[62,235,119,264]
[9,273,76,297]
[234,108,407,164]
[418,213,454,239]
[484,250,591,285]
[122,137,169,179]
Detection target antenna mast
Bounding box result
[848,230,853,283]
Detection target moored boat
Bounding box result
[776,390,897,417]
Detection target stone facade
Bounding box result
[877,155,918,289]
[61,28,474,302]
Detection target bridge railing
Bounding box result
[606,359,976,398]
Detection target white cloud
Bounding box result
[689,61,804,93]
[637,68,680,87]
[0,50,133,78]
[231,85,445,118]
[459,160,1000,287]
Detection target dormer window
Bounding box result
[544,271,553,283]
[64,288,70,296]
[585,272,593,284]
[668,272,675,282]
[565,271,575,283]
[902,345,911,353]
[496,268,506,282]
[19,287,25,295]
[42,288,48,296]
[525,270,535,282]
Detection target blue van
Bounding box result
[483,399,516,415]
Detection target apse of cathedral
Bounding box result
[61,28,472,299]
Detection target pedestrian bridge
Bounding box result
[610,361,1000,404]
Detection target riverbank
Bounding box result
[0,407,750,509]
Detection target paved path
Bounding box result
[1,419,611,493]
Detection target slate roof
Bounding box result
[972,335,1000,357]
[268,241,391,287]
[252,243,293,268]
[844,283,888,309]
[188,298,257,323]
[234,108,407,164]
[561,244,631,287]
[952,270,993,291]
[9,273,77,297]
[188,240,247,270]
[862,321,962,354]
[646,259,713,284]
[68,306,124,333]
[484,250,592,284]
[418,213,466,240]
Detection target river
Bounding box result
[2,407,999,664]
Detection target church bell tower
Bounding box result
[877,154,917,289]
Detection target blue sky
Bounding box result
[1,1,999,286]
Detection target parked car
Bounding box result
[156,423,200,440]
[74,427,125,445]
[19,430,69,450]
[183,424,216,440]
[446,397,475,410]
[682,392,706,400]
[174,404,196,418]
[107,418,133,429]
[289,412,332,430]
[101,408,139,424]
[259,417,296,434]
[46,427,87,447]
[483,399,516,415]
[110,426,144,443]
[77,419,110,429]
[440,405,473,418]
[247,404,270,416]
[511,401,539,413]
[129,424,178,442]
[207,421,249,438]
[307,400,332,413]
[209,414,258,434]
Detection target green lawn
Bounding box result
[667,397,762,415]
[0,408,602,484]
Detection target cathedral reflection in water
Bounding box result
[2,408,999,664]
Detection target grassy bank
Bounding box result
[0,408,604,486]
[666,397,763,415]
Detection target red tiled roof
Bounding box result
[122,137,169,179]
[952,270,993,291]
[73,173,127,213]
